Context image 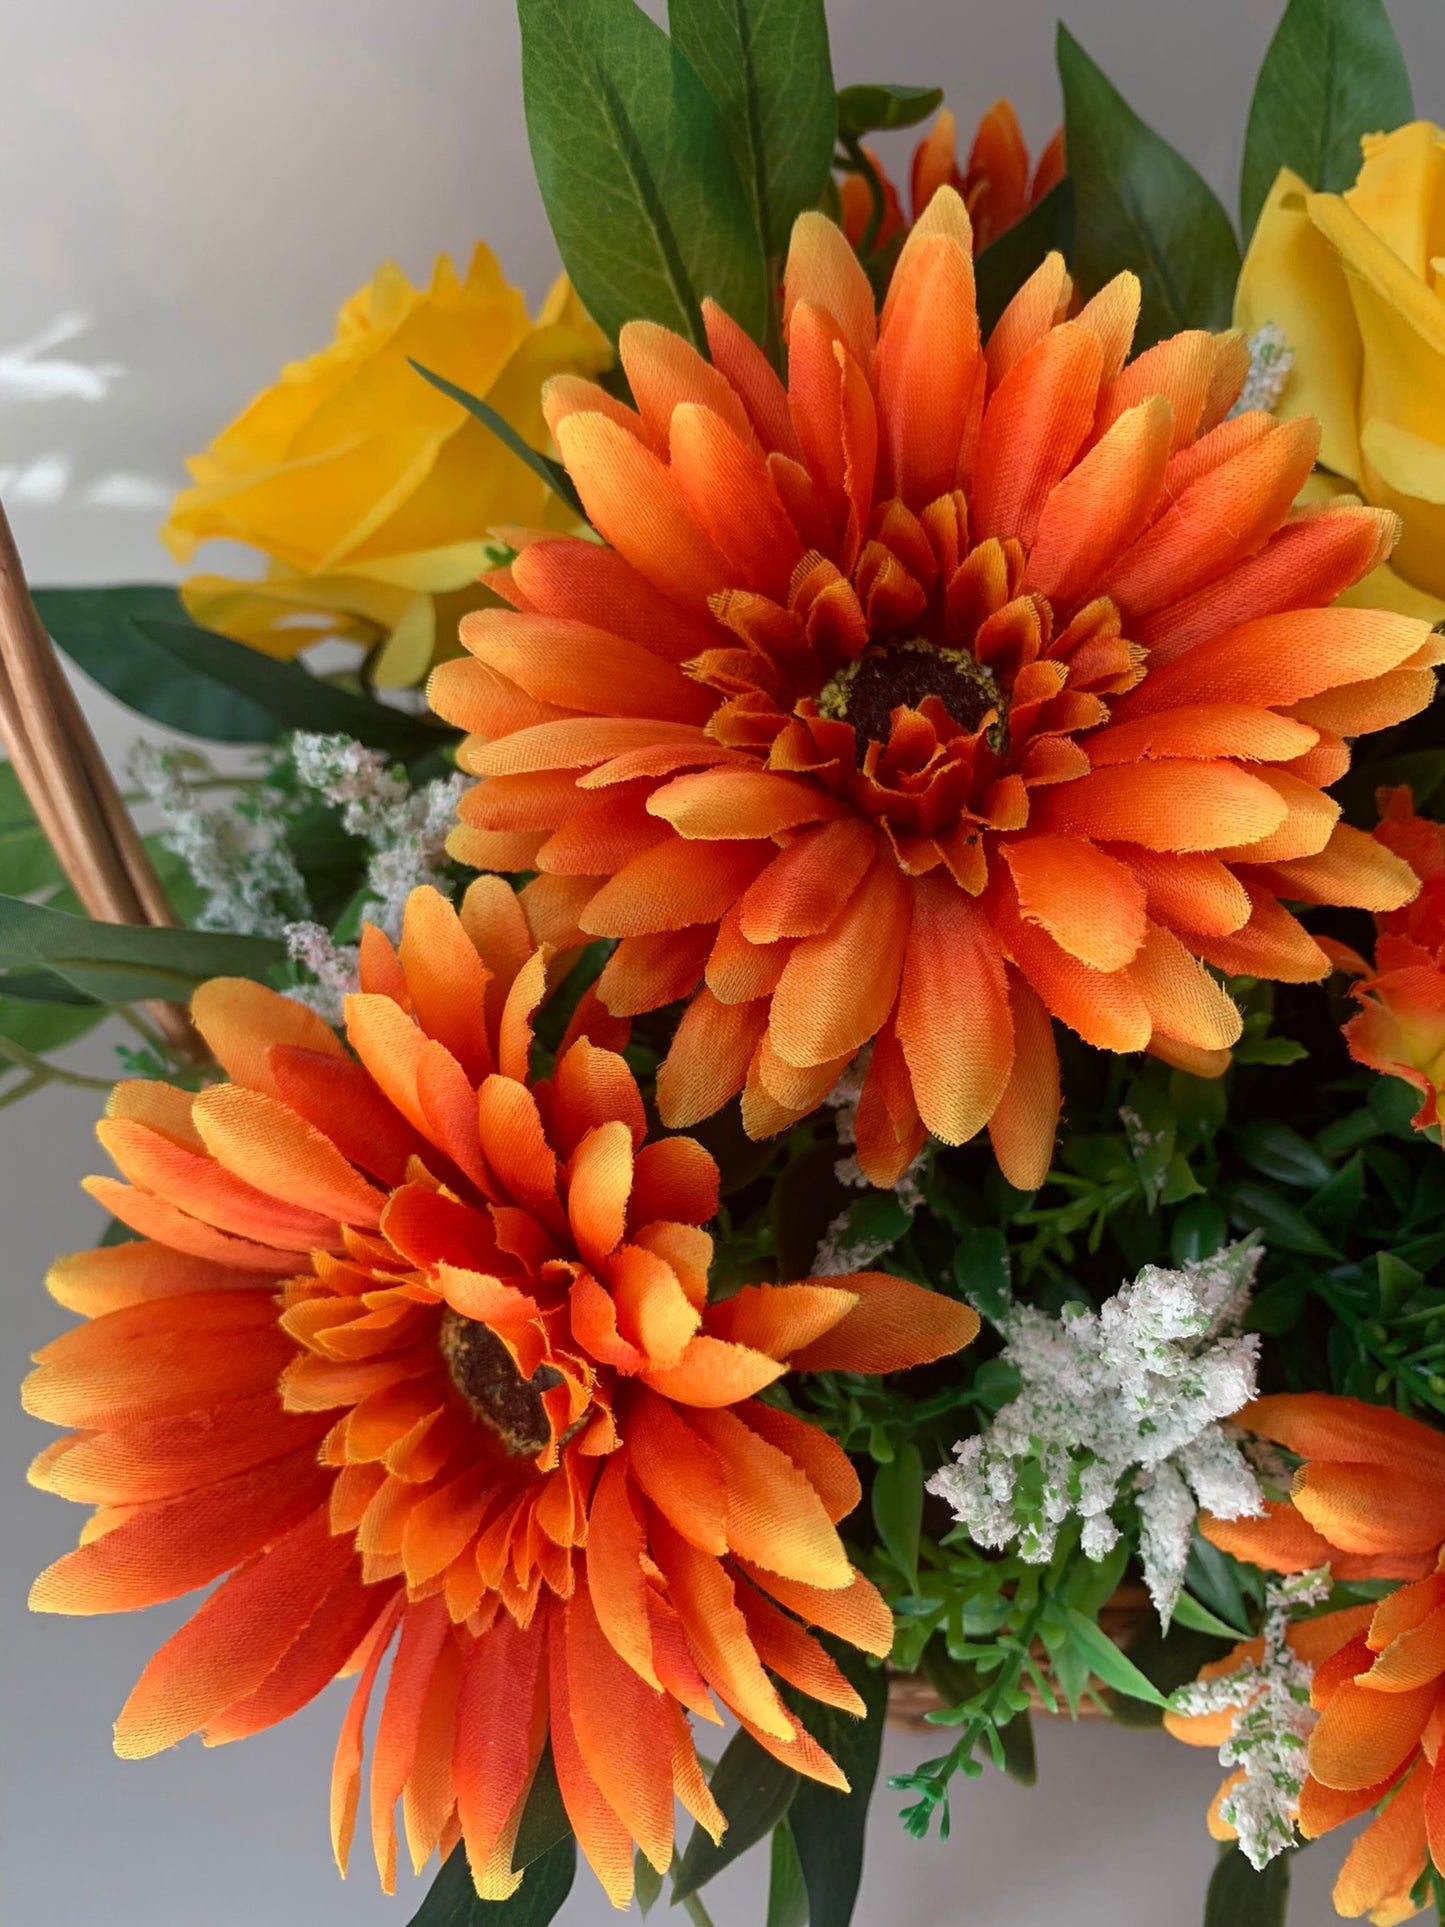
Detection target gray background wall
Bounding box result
[3,3,1443,1922]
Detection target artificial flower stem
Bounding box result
[0,1035,115,1092]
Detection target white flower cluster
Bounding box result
[1168,1567,1333,1870]
[1229,323,1295,419]
[130,742,308,938]
[928,1241,1266,1623]
[134,732,467,1023]
[289,733,467,942]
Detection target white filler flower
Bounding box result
[928,1242,1266,1624]
[1228,323,1295,418]
[1168,1567,1333,1869]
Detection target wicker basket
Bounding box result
[0,504,199,1057]
[886,1583,1154,1726]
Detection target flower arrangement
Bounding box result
[3,2,1444,1923]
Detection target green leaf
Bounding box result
[0,894,282,1004]
[996,1708,1037,1787]
[1203,1843,1291,1927]
[409,361,585,520]
[871,1441,923,1588]
[0,763,64,898]
[1063,1606,1169,1707]
[1240,0,1413,238]
[1064,1534,1131,1619]
[786,1646,889,1927]
[673,1727,798,1900]
[1235,1122,1334,1191]
[953,1225,1011,1324]
[974,179,1077,338]
[407,1835,576,1927]
[835,83,942,138]
[1170,1197,1229,1267]
[1122,1072,1178,1208]
[0,991,106,1057]
[819,1188,912,1270]
[1185,1536,1256,1637]
[1369,1073,1424,1142]
[511,1747,570,1872]
[1173,1591,1254,1643]
[32,587,446,755]
[519,0,770,350]
[0,968,97,1007]
[1234,1035,1309,1067]
[1057,25,1241,347]
[635,1847,665,1917]
[669,0,836,259]
[766,1821,809,1927]
[1377,1249,1425,1319]
[1223,1180,1339,1258]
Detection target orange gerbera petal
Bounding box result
[896,871,1014,1141]
[30,886,976,1909]
[1333,1762,1430,1922]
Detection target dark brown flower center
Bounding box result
[817,638,1008,751]
[439,1307,559,1457]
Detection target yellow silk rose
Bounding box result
[163,246,609,685]
[1237,120,1445,623]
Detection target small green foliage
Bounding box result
[835,83,943,138]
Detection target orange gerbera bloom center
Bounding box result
[692,507,1133,883]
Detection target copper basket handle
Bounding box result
[0,500,201,1059]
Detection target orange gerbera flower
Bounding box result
[1344,789,1445,1140]
[25,884,974,1908]
[1177,1394,1445,1923]
[839,102,1065,256]
[431,189,1441,1190]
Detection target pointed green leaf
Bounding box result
[673,1727,798,1900]
[634,1846,665,1917]
[766,1820,809,1927]
[518,0,769,349]
[407,1834,576,1927]
[32,586,447,755]
[1064,1606,1170,1707]
[0,894,282,1004]
[1057,25,1241,347]
[1241,0,1413,238]
[871,1441,923,1589]
[668,0,836,258]
[1223,1180,1339,1258]
[786,1645,889,1927]
[953,1225,1011,1325]
[511,1746,570,1872]
[0,762,65,898]
[836,84,942,138]
[409,361,585,520]
[0,990,106,1056]
[974,179,1076,337]
[1235,1122,1334,1191]
[1203,1843,1292,1927]
[1172,1591,1255,1643]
